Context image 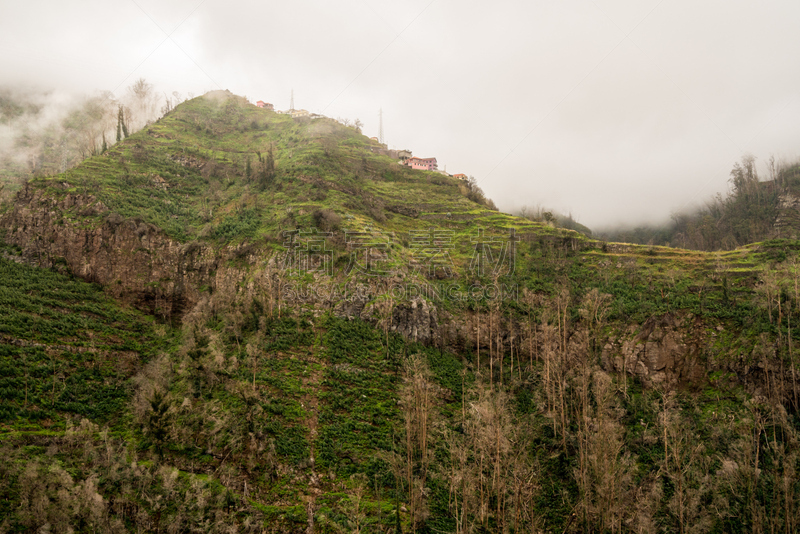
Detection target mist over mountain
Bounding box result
[598,155,800,250]
[0,80,174,199]
[3,1,800,227]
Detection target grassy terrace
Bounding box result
[23,93,551,253]
[18,90,799,338]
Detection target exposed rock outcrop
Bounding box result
[1,182,217,320]
[390,297,438,343]
[603,314,707,388]
[600,311,796,400]
[331,291,439,343]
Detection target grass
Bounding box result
[19,92,574,276]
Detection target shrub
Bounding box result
[312,209,341,232]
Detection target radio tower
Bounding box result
[378,108,384,145]
[290,89,295,111]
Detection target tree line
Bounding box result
[602,155,800,250]
[0,79,186,200]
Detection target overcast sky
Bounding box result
[2,0,799,228]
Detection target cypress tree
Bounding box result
[116,107,122,142]
[146,389,170,458]
[119,106,129,138]
[257,145,276,190]
[265,144,275,180]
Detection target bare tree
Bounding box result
[400,355,439,531]
[125,78,159,130]
[658,393,712,534]
[445,383,540,531]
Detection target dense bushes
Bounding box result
[312,208,341,232]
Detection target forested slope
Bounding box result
[603,155,800,250]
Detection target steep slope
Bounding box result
[0,249,174,427]
[0,90,552,322]
[3,91,800,532]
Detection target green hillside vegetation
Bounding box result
[26,90,506,248]
[0,250,174,428]
[4,243,800,532]
[2,91,800,532]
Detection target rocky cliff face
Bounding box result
[603,314,707,388]
[332,291,439,343]
[0,180,446,342]
[4,183,788,398]
[601,312,794,399]
[1,182,217,320]
[0,185,443,343]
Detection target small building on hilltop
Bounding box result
[403,156,438,171]
[453,173,468,181]
[255,101,274,110]
[277,108,312,118]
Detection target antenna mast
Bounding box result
[290,89,295,111]
[378,108,384,145]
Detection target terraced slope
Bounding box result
[0,251,174,428]
[2,91,800,533]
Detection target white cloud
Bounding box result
[2,0,798,227]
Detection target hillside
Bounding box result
[2,91,800,533]
[602,155,800,250]
[0,90,557,320]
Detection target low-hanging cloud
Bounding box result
[0,79,169,194]
[1,0,798,227]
